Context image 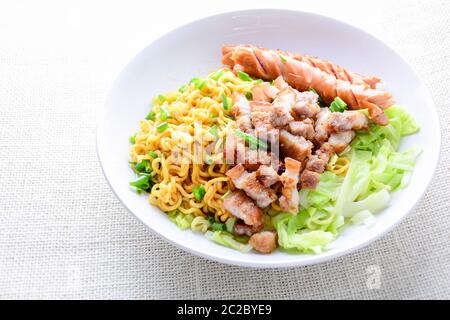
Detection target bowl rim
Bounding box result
[96,8,441,268]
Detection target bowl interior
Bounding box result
[98,9,440,267]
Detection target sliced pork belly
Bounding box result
[271,88,295,127]
[305,143,334,174]
[256,165,280,187]
[231,93,252,133]
[233,223,263,237]
[292,91,321,119]
[273,75,289,90]
[279,129,313,162]
[316,142,334,163]
[328,131,355,153]
[252,82,279,102]
[300,170,321,189]
[241,148,273,171]
[288,119,315,140]
[250,101,273,134]
[315,107,332,143]
[305,156,327,173]
[226,164,277,208]
[279,157,302,214]
[327,111,369,132]
[249,231,278,253]
[222,190,263,228]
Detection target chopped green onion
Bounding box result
[190,77,207,90]
[329,101,339,112]
[334,96,347,109]
[237,70,253,81]
[147,151,158,158]
[193,185,206,201]
[309,87,318,95]
[159,105,171,120]
[210,70,225,81]
[207,215,216,225]
[329,96,348,113]
[233,129,267,150]
[129,174,152,191]
[254,79,263,84]
[156,122,169,133]
[209,112,218,118]
[178,84,188,93]
[198,80,207,90]
[211,222,226,231]
[145,111,156,120]
[129,132,137,144]
[270,80,275,86]
[279,54,288,63]
[189,77,200,85]
[209,125,219,139]
[245,91,253,100]
[221,93,231,110]
[134,160,149,172]
[157,94,166,103]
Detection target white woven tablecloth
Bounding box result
[0,0,449,299]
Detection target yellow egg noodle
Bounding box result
[129,69,255,222]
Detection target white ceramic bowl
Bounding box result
[97,9,440,268]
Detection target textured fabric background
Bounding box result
[0,0,449,299]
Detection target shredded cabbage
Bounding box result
[350,210,376,227]
[205,231,253,252]
[168,210,194,230]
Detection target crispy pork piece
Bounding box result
[224,131,246,164]
[222,191,263,228]
[300,170,321,189]
[279,158,302,214]
[249,231,278,254]
[328,131,355,153]
[233,222,263,237]
[250,101,273,133]
[256,165,280,187]
[226,164,277,208]
[231,93,253,133]
[279,130,313,162]
[272,75,289,90]
[271,88,295,127]
[316,142,334,163]
[291,91,321,119]
[315,108,332,143]
[305,143,335,173]
[221,45,392,125]
[252,82,279,102]
[327,111,369,132]
[305,156,327,173]
[241,148,273,171]
[288,119,315,140]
